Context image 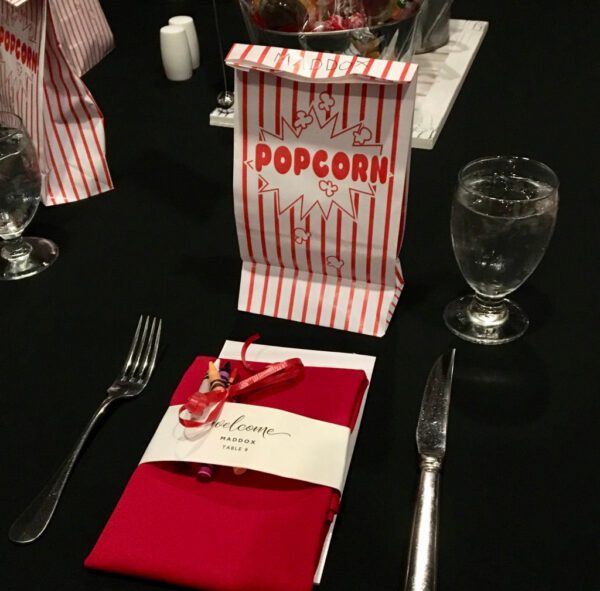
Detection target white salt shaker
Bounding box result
[168,15,200,69]
[160,25,193,81]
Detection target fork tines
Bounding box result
[121,315,162,383]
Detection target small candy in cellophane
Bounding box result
[239,0,422,61]
[244,0,420,32]
[249,0,309,31]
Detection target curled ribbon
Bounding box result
[179,334,304,428]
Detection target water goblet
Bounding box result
[444,156,559,345]
[0,111,58,280]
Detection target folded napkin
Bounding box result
[85,356,368,591]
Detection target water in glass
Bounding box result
[0,129,41,239]
[444,155,559,345]
[0,111,58,280]
[452,175,558,299]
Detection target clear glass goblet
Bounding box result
[444,156,559,345]
[0,111,58,280]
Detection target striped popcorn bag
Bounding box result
[226,44,417,337]
[0,0,113,205]
[49,0,113,77]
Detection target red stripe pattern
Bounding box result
[0,0,113,205]
[229,46,416,336]
[49,0,114,77]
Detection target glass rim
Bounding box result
[458,155,559,203]
[0,111,24,141]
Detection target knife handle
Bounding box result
[404,457,441,591]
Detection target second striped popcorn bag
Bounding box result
[226,45,417,337]
[0,0,113,205]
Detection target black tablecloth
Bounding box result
[2,1,598,590]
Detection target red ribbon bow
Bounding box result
[179,334,304,428]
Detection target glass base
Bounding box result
[0,237,58,280]
[444,294,529,345]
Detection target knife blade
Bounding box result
[404,349,456,591]
[416,349,455,460]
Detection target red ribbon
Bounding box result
[179,334,304,428]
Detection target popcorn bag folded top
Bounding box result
[0,0,113,205]
[226,44,418,336]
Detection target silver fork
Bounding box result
[9,315,162,544]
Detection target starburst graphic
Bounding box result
[245,94,389,221]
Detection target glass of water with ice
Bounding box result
[444,156,559,345]
[0,111,58,280]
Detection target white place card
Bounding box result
[140,402,352,490]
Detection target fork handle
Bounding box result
[9,397,113,544]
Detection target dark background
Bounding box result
[2,1,599,590]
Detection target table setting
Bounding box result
[1,1,598,591]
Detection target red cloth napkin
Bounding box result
[85,356,368,591]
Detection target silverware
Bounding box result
[404,349,456,591]
[9,315,162,544]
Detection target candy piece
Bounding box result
[257,0,308,31]
[344,12,367,28]
[362,0,396,23]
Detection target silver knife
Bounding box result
[404,349,456,591]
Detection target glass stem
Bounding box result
[1,236,32,262]
[467,294,509,328]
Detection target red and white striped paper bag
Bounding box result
[226,45,417,337]
[0,0,113,205]
[49,0,114,76]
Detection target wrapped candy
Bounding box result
[239,0,422,60]
[362,0,395,23]
[253,0,309,31]
[244,0,419,32]
[310,1,367,32]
